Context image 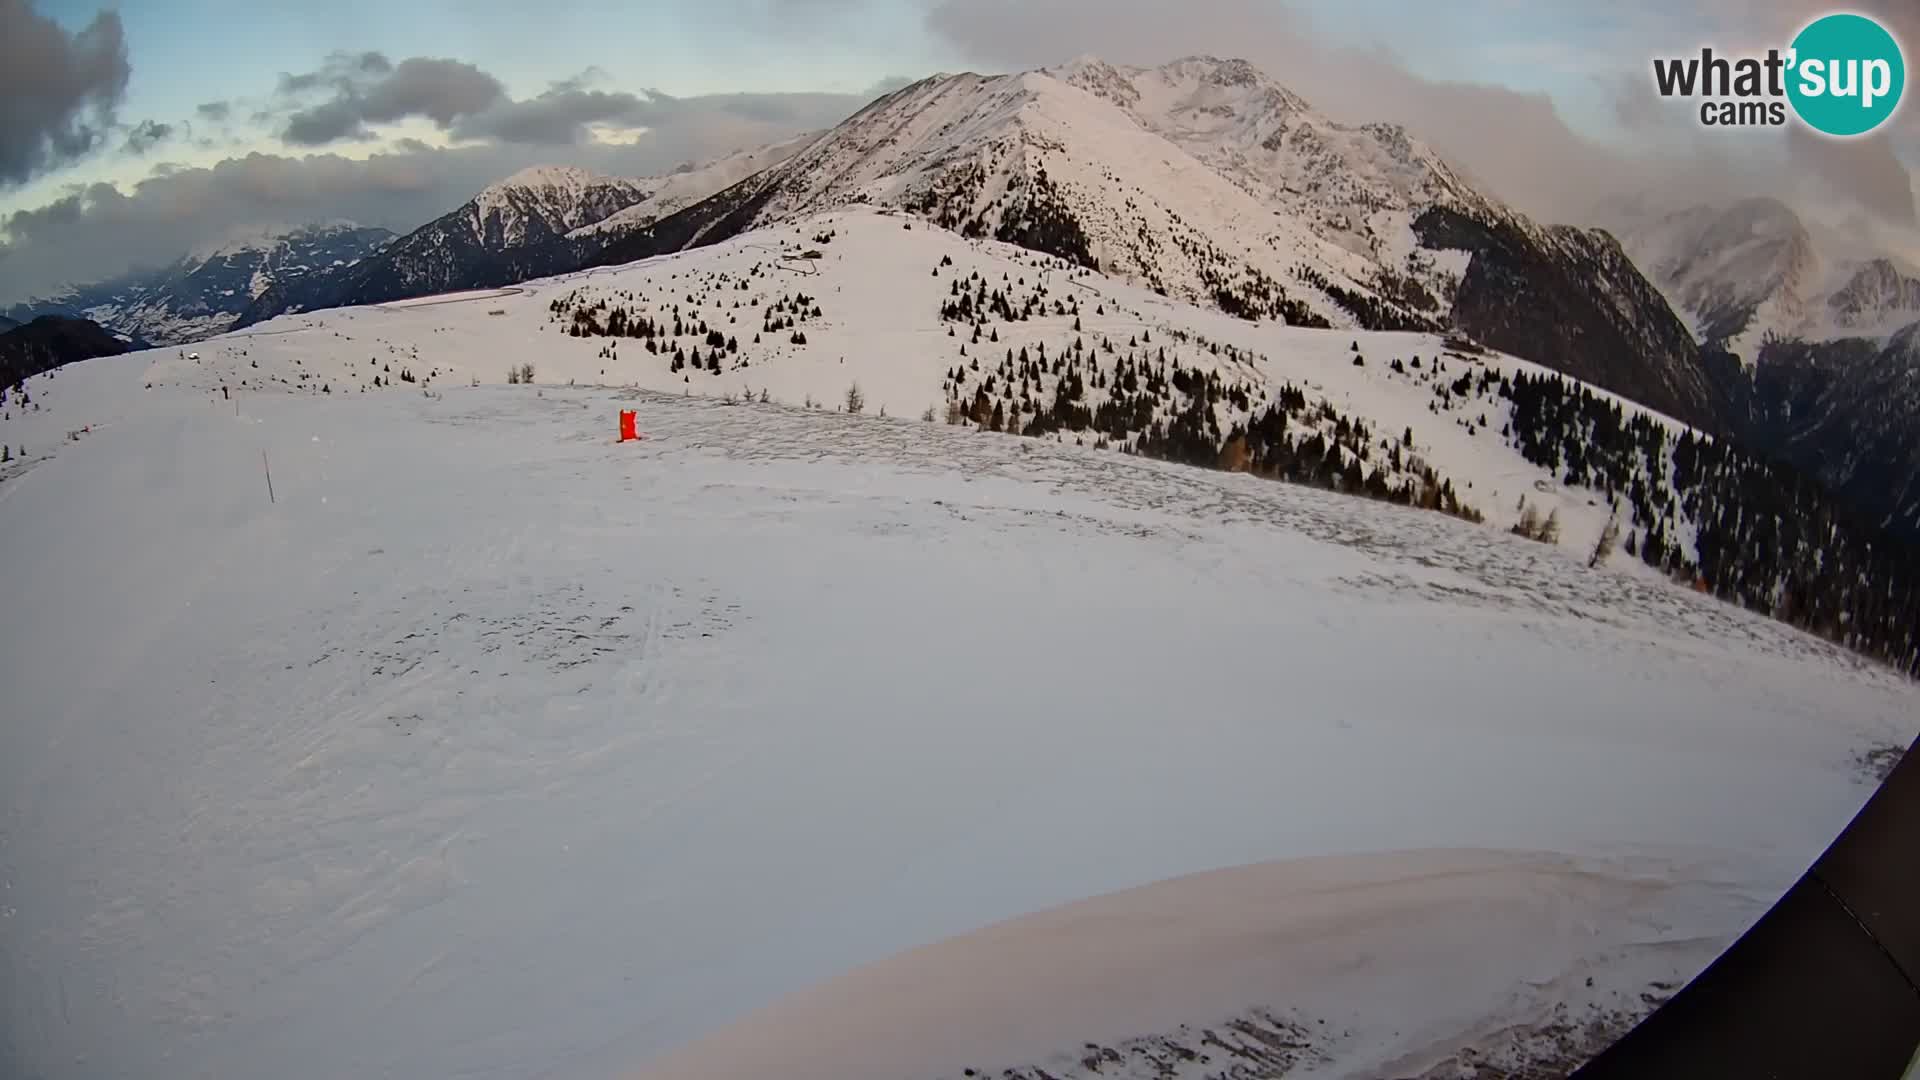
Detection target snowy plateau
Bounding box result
[1,206,1915,1080]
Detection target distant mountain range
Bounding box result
[237,137,817,325]
[5,224,396,346]
[1599,195,1920,362]
[2,139,819,348]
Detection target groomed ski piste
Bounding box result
[2,207,1915,1080]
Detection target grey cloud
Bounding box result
[282,56,507,145]
[453,88,649,145]
[1787,127,1917,228]
[358,58,504,126]
[277,50,392,97]
[451,82,866,145]
[0,90,867,299]
[1694,0,1919,225]
[0,0,132,186]
[707,92,835,125]
[860,76,918,100]
[283,100,381,146]
[196,101,231,122]
[1607,72,1667,133]
[122,120,176,155]
[551,67,612,94]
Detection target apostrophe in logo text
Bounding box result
[1652,11,1905,137]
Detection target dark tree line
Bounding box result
[938,317,1482,525]
[1204,263,1330,328]
[1505,369,1920,676]
[1292,264,1440,333]
[989,168,1097,270]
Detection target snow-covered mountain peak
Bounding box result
[1050,55,1141,106]
[1827,258,1920,336]
[1602,194,1920,359]
[1042,55,1480,220]
[1053,55,1311,123]
[463,165,655,246]
[484,164,608,196]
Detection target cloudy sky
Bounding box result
[3,0,1917,300]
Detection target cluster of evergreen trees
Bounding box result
[550,289,676,342]
[985,168,1097,269]
[1503,369,1920,676]
[915,161,991,236]
[1290,264,1438,333]
[913,161,1098,269]
[544,278,827,380]
[668,330,740,375]
[762,292,822,335]
[1203,262,1330,327]
[1223,394,1480,520]
[938,263,1078,326]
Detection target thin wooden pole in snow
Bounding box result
[262,449,275,504]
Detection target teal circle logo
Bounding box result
[1787,13,1905,136]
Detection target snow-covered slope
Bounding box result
[567,133,820,242]
[0,188,1871,629]
[607,61,1455,325]
[592,57,1721,432]
[166,207,1692,561]
[1055,56,1497,229]
[3,223,394,346]
[1,260,1912,1079]
[614,850,1768,1080]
